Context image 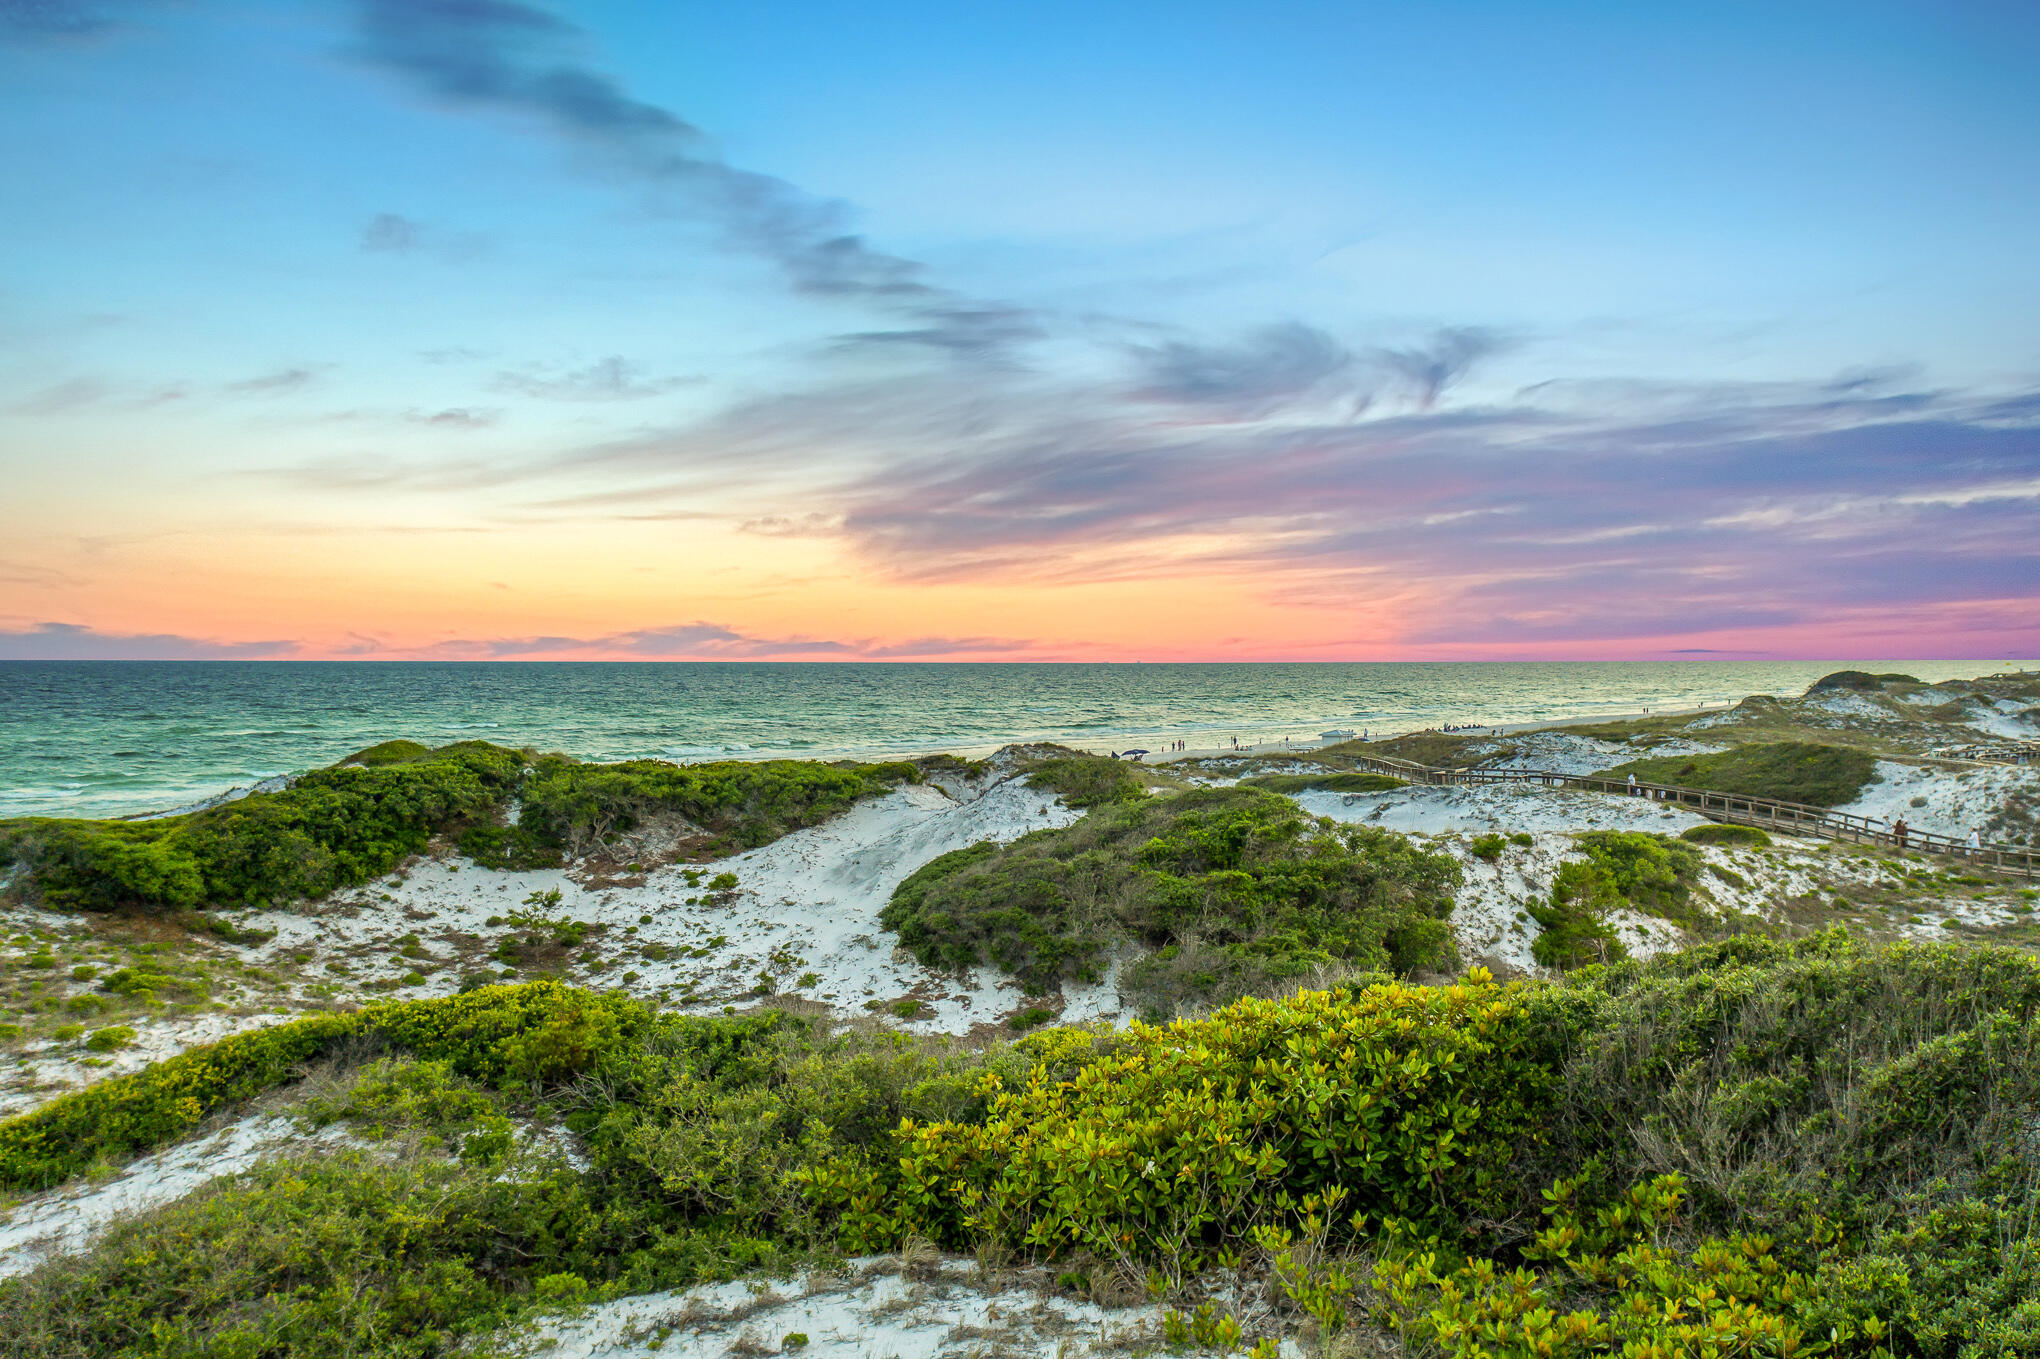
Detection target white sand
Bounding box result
[1295,784,1709,970]
[241,769,1097,1034]
[504,1257,1291,1359]
[1836,760,2040,839]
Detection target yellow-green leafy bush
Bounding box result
[806,974,1541,1270]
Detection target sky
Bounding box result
[1,0,2037,662]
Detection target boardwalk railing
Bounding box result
[1332,753,2040,880]
[1930,741,2039,766]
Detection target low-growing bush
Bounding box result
[1019,752,1147,808]
[457,823,565,870]
[0,935,2036,1356]
[880,787,1460,1003]
[1239,772,1405,795]
[84,1025,134,1052]
[516,756,908,857]
[1680,822,1774,848]
[1571,830,1703,925]
[0,981,647,1191]
[0,744,918,915]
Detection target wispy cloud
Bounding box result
[347,0,1037,358]
[1129,322,1356,415]
[352,622,1040,660]
[0,0,153,41]
[361,211,421,252]
[1375,327,1509,409]
[359,210,489,261]
[0,622,299,660]
[494,356,697,402]
[6,377,108,415]
[431,357,2038,647]
[226,367,318,396]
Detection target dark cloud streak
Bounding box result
[350,0,1023,352]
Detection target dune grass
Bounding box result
[1597,740,1879,808]
[1238,771,1406,794]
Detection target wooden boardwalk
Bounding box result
[1334,753,2040,880]
[1930,740,2040,766]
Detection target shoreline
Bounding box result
[42,702,1750,822]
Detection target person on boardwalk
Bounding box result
[1968,826,1982,851]
[1893,816,1909,850]
[1627,773,1638,796]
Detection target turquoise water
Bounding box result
[0,660,2025,820]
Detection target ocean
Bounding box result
[0,659,2026,821]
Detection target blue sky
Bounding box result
[1,0,2037,660]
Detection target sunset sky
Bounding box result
[3,0,2037,661]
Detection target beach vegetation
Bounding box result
[336,739,435,767]
[1323,731,1492,768]
[1529,861,1628,968]
[1018,751,1148,808]
[1237,771,1405,794]
[0,743,923,916]
[1681,822,1774,847]
[1572,830,1704,924]
[879,787,1460,1004]
[1808,670,1926,692]
[0,934,2032,1356]
[1598,740,1879,807]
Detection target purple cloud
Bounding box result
[376,623,1038,660]
[0,622,299,660]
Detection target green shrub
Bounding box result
[880,788,1460,1003]
[1517,930,2040,1233]
[1,935,2037,1355]
[1807,670,1922,692]
[1529,861,1628,970]
[1572,830,1704,925]
[516,756,898,856]
[0,1011,360,1190]
[85,1025,135,1052]
[1239,772,1406,794]
[99,966,209,1002]
[0,1150,618,1358]
[1598,741,1878,808]
[457,823,565,870]
[1680,822,1774,847]
[1469,832,1507,861]
[0,744,912,914]
[0,742,522,912]
[1020,753,1147,808]
[0,981,648,1191]
[832,975,1545,1262]
[337,739,434,767]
